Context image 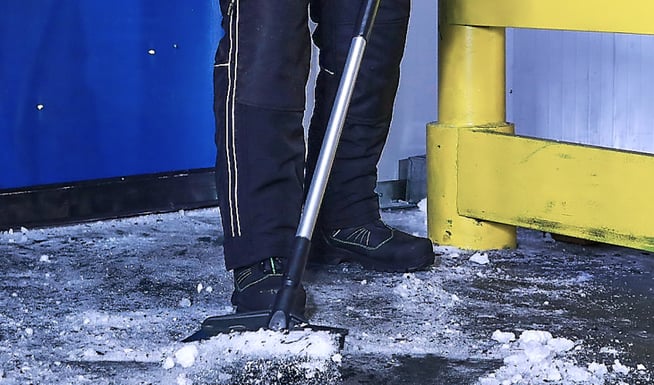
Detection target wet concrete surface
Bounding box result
[0,207,652,384]
[305,211,654,384]
[340,354,501,384]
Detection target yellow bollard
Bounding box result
[427,18,516,249]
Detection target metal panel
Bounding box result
[509,29,654,154]
[0,1,221,189]
[377,0,438,180]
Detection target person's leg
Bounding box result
[308,0,434,272]
[308,0,407,226]
[214,0,310,311]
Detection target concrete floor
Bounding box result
[305,211,654,384]
[0,207,652,384]
[330,228,654,384]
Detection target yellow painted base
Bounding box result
[457,131,654,252]
[427,123,516,250]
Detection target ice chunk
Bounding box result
[519,330,553,345]
[469,252,489,265]
[547,337,575,353]
[162,356,175,369]
[522,342,551,363]
[588,362,608,376]
[612,359,630,375]
[176,373,192,385]
[491,330,516,344]
[564,365,590,382]
[174,344,199,368]
[178,298,191,308]
[417,199,427,213]
[544,365,562,382]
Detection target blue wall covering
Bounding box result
[0,1,222,189]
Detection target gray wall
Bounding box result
[378,0,438,181]
[312,5,654,181]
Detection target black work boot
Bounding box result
[312,220,435,273]
[231,257,306,315]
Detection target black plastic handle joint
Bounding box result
[355,0,381,41]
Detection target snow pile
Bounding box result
[3,227,28,244]
[479,330,613,384]
[165,328,343,385]
[392,272,454,301]
[2,207,651,384]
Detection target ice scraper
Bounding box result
[182,0,382,346]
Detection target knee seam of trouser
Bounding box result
[234,99,306,113]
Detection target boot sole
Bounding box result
[312,245,435,273]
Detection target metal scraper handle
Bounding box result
[269,0,382,331]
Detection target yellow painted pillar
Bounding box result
[427,10,516,249]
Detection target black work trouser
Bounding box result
[214,0,410,270]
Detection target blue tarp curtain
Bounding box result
[0,1,222,189]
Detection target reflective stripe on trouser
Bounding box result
[214,0,410,270]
